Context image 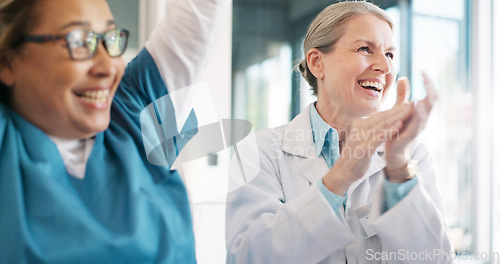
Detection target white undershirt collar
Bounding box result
[48,136,95,179]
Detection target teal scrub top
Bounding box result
[0,49,198,263]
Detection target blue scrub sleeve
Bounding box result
[115,49,198,167]
[0,103,6,135]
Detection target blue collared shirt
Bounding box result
[310,104,417,217]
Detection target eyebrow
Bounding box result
[354,39,396,52]
[58,20,116,31]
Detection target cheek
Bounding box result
[115,60,125,79]
[20,45,91,86]
[43,61,92,90]
[388,67,397,81]
[385,73,397,91]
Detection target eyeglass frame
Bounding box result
[21,28,130,61]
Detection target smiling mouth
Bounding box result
[358,81,384,92]
[74,90,110,104]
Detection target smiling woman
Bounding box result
[225,1,452,263]
[311,14,397,119]
[0,0,226,262]
[3,0,125,139]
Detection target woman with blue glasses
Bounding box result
[0,0,226,262]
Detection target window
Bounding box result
[232,0,292,129]
[411,0,473,254]
[107,0,140,62]
[233,44,292,129]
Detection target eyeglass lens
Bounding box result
[66,29,128,60]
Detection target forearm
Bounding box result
[383,177,418,211]
[369,181,452,263]
[369,143,452,263]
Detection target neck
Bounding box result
[315,98,355,147]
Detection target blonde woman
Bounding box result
[226,1,452,263]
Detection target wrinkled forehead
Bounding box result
[30,0,114,34]
[341,14,394,47]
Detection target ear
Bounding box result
[0,60,15,87]
[306,48,325,79]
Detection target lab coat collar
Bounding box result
[280,104,317,159]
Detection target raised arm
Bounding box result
[117,0,230,166]
[145,0,229,92]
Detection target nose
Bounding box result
[370,52,392,74]
[88,41,118,78]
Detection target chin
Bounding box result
[92,122,110,134]
[78,118,111,138]
[354,103,381,117]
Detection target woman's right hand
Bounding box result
[322,103,413,196]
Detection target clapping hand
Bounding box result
[384,72,439,182]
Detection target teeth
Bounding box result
[78,90,110,104]
[358,81,384,91]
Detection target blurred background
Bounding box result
[109,0,499,263]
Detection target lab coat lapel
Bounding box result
[281,105,329,184]
[296,156,330,184]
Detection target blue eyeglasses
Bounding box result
[22,28,129,60]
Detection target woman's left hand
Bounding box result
[384,72,439,182]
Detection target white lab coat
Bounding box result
[226,104,452,264]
